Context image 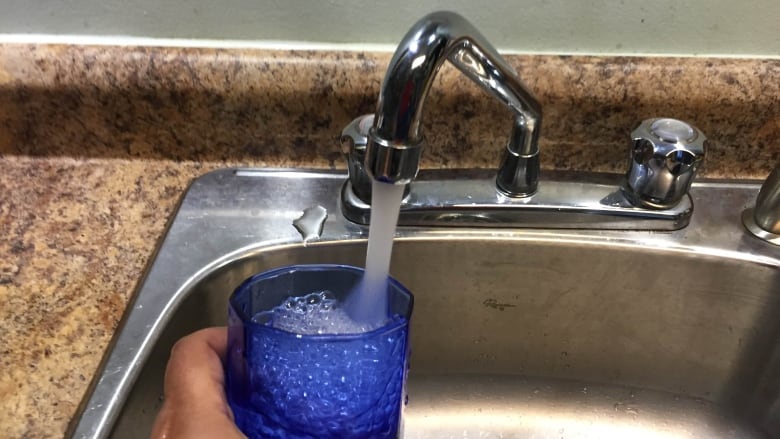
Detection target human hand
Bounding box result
[150,327,246,439]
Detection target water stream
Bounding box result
[347,180,405,326]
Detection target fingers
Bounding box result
[149,327,246,439]
[163,327,229,411]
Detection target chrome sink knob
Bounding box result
[341,114,374,203]
[623,118,707,209]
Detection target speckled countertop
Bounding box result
[0,44,778,438]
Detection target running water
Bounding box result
[347,180,405,326]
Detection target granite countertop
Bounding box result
[0,44,777,437]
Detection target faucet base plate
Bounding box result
[341,170,693,231]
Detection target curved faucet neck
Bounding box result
[366,10,542,193]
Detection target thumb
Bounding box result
[150,327,246,439]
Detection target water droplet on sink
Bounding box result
[293,206,328,243]
[614,402,640,416]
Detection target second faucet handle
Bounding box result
[341,114,374,202]
[623,118,707,209]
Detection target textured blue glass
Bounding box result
[226,264,413,439]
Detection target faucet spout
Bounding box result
[365,11,542,196]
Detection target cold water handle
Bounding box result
[623,118,707,209]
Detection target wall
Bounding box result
[0,0,778,57]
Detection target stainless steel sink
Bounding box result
[69,168,780,438]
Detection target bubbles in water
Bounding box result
[253,291,383,335]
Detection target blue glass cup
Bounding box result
[226,264,413,439]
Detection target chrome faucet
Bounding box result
[360,11,542,196]
[743,166,780,245]
[341,11,707,230]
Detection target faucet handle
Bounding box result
[623,118,707,209]
[341,114,375,203]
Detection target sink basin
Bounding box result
[68,169,780,438]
